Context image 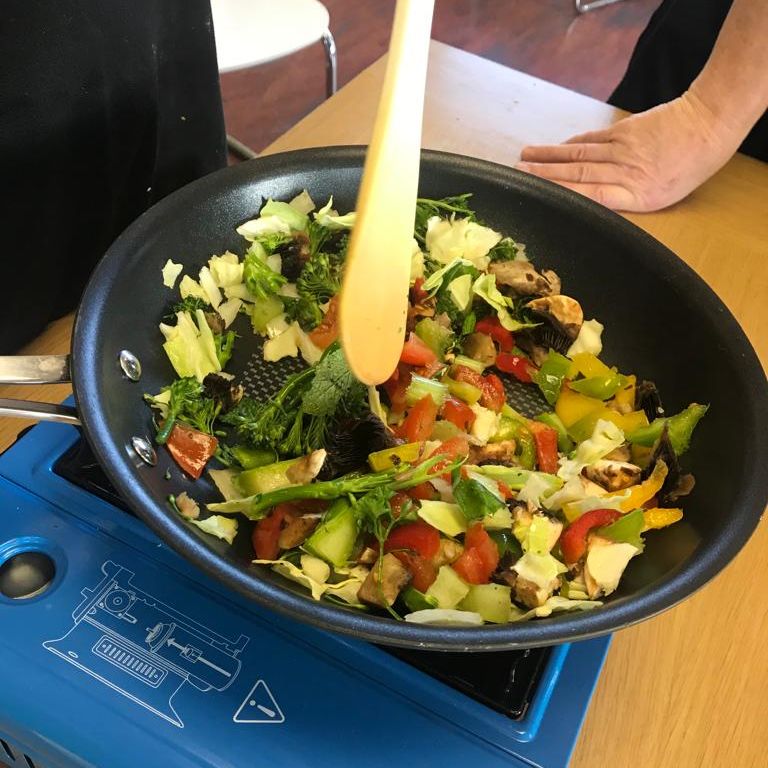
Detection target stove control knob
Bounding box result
[0,551,55,600]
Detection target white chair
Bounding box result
[210,0,337,158]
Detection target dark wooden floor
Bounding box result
[220,0,661,154]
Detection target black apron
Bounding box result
[1,1,227,353]
[610,0,767,162]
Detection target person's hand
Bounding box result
[515,92,744,212]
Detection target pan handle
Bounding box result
[0,355,72,384]
[0,398,80,425]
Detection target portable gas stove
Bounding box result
[0,419,610,768]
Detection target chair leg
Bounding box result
[226,134,258,161]
[322,29,338,98]
[575,0,627,12]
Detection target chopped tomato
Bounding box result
[414,359,445,378]
[308,295,340,349]
[453,366,505,412]
[496,352,537,384]
[560,508,622,565]
[400,332,438,367]
[441,396,476,432]
[382,364,412,415]
[475,316,515,352]
[393,551,438,592]
[385,521,441,559]
[451,548,487,584]
[480,373,506,412]
[406,481,438,501]
[398,395,438,443]
[166,423,218,479]
[464,523,500,574]
[252,503,296,560]
[428,434,470,478]
[528,421,559,473]
[452,524,500,584]
[410,277,429,305]
[388,492,412,518]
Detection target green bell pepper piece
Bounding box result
[534,351,572,405]
[628,403,708,455]
[596,508,645,550]
[231,445,278,470]
[569,373,627,400]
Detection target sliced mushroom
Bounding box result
[463,332,497,367]
[277,515,320,550]
[526,295,583,340]
[501,570,558,609]
[175,492,200,520]
[204,311,225,335]
[357,553,411,607]
[433,538,464,567]
[583,459,642,492]
[468,440,518,466]
[490,261,561,298]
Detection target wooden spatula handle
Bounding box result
[339,0,435,385]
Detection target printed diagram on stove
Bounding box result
[43,560,250,728]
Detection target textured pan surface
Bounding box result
[72,147,768,650]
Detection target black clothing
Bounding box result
[1,1,227,352]
[610,0,767,162]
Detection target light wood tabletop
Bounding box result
[2,41,766,768]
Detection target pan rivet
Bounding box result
[119,350,142,381]
[131,436,157,466]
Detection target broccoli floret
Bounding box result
[146,377,222,444]
[243,248,286,301]
[164,295,211,321]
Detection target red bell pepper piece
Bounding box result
[496,351,537,384]
[453,366,506,412]
[528,421,560,473]
[165,423,218,479]
[384,521,441,559]
[560,508,623,565]
[397,394,438,442]
[252,503,296,560]
[474,316,515,352]
[308,295,340,349]
[400,332,438,367]
[382,364,413,416]
[392,551,438,592]
[428,434,470,479]
[410,277,429,305]
[440,396,476,432]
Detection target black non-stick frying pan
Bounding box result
[4,147,767,650]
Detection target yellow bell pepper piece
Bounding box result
[612,374,636,412]
[643,507,683,531]
[555,387,605,428]
[567,352,614,380]
[368,442,424,472]
[619,460,668,511]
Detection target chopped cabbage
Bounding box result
[217,297,242,328]
[417,500,467,536]
[190,515,238,545]
[557,419,625,481]
[469,402,500,443]
[161,259,183,288]
[160,310,221,382]
[315,197,356,229]
[208,254,244,287]
[567,318,604,357]
[404,608,484,626]
[179,275,208,301]
[512,552,567,590]
[472,273,537,331]
[207,468,242,502]
[289,189,316,215]
[448,273,473,311]
[410,239,425,281]
[236,215,291,240]
[425,216,501,269]
[263,324,299,362]
[198,266,222,308]
[422,257,474,294]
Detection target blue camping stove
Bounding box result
[0,421,609,768]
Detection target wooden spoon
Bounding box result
[338,0,435,385]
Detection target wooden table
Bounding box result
[2,41,767,767]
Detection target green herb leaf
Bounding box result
[453,478,504,523]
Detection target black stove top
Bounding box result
[52,437,551,721]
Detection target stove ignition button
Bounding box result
[0,551,55,599]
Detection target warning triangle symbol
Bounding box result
[233,680,285,724]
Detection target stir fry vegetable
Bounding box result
[147,190,707,625]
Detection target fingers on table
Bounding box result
[519,142,614,163]
[515,160,621,185]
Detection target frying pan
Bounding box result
[2,147,766,650]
